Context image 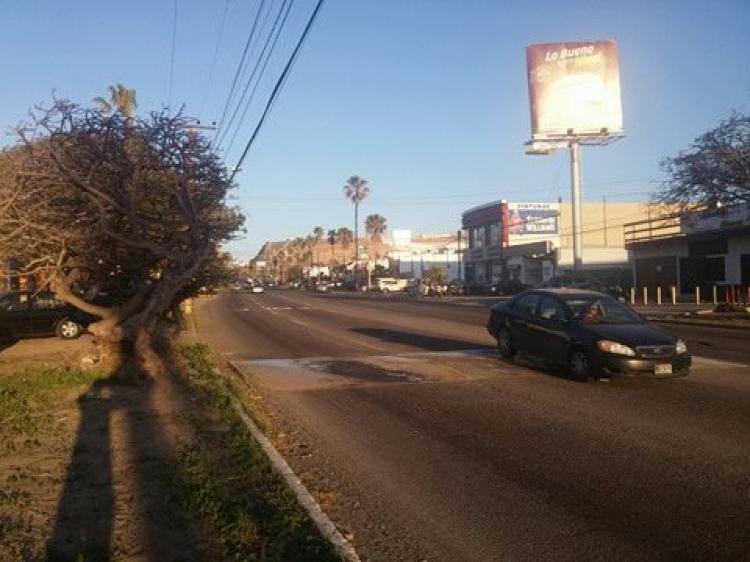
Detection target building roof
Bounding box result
[461,200,504,218]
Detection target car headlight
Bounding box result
[597,340,636,357]
[676,339,687,355]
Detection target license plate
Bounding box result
[655,364,672,375]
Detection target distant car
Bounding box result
[487,288,691,380]
[251,285,265,294]
[447,279,467,295]
[376,278,408,293]
[315,282,330,293]
[0,291,93,340]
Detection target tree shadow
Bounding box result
[45,364,199,561]
[351,327,494,352]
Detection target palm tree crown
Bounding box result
[337,227,353,250]
[342,175,370,205]
[365,214,387,242]
[93,83,137,118]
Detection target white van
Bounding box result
[376,278,408,293]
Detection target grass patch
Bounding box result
[0,360,109,561]
[173,343,342,561]
[0,364,108,436]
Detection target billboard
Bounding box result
[507,202,559,236]
[526,40,622,139]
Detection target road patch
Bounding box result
[231,350,525,391]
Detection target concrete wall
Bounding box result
[727,235,750,285]
[559,202,646,249]
[397,253,462,280]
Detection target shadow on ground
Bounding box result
[45,365,200,562]
[351,327,494,352]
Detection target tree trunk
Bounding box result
[51,250,208,376]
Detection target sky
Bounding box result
[1,0,749,261]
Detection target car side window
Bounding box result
[31,294,61,309]
[515,294,540,317]
[537,296,567,322]
[0,293,27,312]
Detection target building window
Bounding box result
[489,222,500,247]
[475,227,485,249]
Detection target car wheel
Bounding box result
[569,349,593,381]
[56,319,81,339]
[497,327,516,359]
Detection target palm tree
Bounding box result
[365,214,387,243]
[93,83,138,119]
[337,227,354,257]
[342,176,370,268]
[327,229,337,264]
[312,226,324,264]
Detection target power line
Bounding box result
[241,187,655,203]
[168,0,178,106]
[199,0,231,117]
[229,0,325,182]
[217,0,295,152]
[222,0,296,153]
[214,0,269,141]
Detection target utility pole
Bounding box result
[456,229,462,281]
[603,195,608,246]
[569,140,583,270]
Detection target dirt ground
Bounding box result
[0,336,209,561]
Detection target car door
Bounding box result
[0,293,32,337]
[508,293,540,353]
[29,293,64,335]
[527,295,571,364]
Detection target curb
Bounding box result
[225,365,361,562]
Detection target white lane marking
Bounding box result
[291,319,309,327]
[692,356,749,369]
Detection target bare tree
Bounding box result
[656,112,750,211]
[0,98,243,373]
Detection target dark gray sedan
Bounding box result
[487,288,691,380]
[0,291,93,340]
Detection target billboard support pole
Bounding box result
[569,139,583,270]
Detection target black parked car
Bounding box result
[0,291,93,340]
[487,288,691,380]
[446,279,467,296]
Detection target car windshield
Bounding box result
[565,297,643,325]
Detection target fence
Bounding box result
[627,284,750,306]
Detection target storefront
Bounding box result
[626,204,750,300]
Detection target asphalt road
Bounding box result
[195,289,750,561]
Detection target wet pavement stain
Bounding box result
[317,360,423,383]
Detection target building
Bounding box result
[388,230,462,280]
[461,200,644,287]
[625,203,750,300]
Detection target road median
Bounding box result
[0,338,345,561]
